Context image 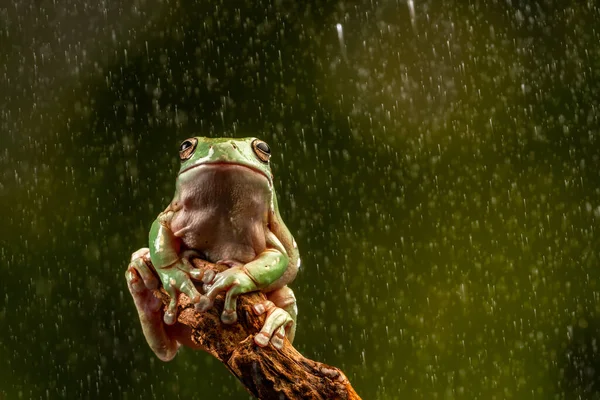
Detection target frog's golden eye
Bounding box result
[179,138,198,161]
[252,139,271,163]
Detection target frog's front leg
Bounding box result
[126,248,205,360]
[126,248,180,361]
[198,232,288,325]
[149,208,205,325]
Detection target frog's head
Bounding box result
[176,136,274,184]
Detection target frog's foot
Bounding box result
[180,250,209,281]
[160,253,206,326]
[267,286,297,344]
[197,266,258,324]
[195,258,243,288]
[252,300,294,350]
[126,248,179,361]
[128,248,159,291]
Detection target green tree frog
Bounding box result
[126,137,300,360]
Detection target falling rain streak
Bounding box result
[336,23,349,64]
[407,0,417,32]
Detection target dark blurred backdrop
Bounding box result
[1,0,600,398]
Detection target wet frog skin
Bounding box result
[126,137,300,360]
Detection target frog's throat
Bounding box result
[178,161,271,182]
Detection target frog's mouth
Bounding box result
[179,161,271,181]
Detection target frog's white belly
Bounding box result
[173,210,267,263]
[170,164,271,263]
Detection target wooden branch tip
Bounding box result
[152,258,362,400]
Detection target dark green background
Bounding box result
[2,1,600,398]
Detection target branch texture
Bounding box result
[153,258,362,400]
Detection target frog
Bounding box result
[125,137,300,360]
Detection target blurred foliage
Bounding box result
[1,0,600,398]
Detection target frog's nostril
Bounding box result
[231,143,237,149]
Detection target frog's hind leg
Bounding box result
[266,286,298,343]
[251,286,297,349]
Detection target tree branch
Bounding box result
[152,258,362,400]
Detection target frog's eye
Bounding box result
[252,139,271,163]
[179,138,198,161]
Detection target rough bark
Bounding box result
[152,258,362,400]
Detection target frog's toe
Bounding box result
[221,309,237,324]
[179,252,207,282]
[195,295,213,312]
[254,332,270,347]
[201,269,216,284]
[215,259,244,268]
[163,298,178,325]
[126,268,147,294]
[163,311,177,325]
[271,326,286,350]
[189,269,204,281]
[178,280,201,304]
[252,302,267,315]
[130,247,150,261]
